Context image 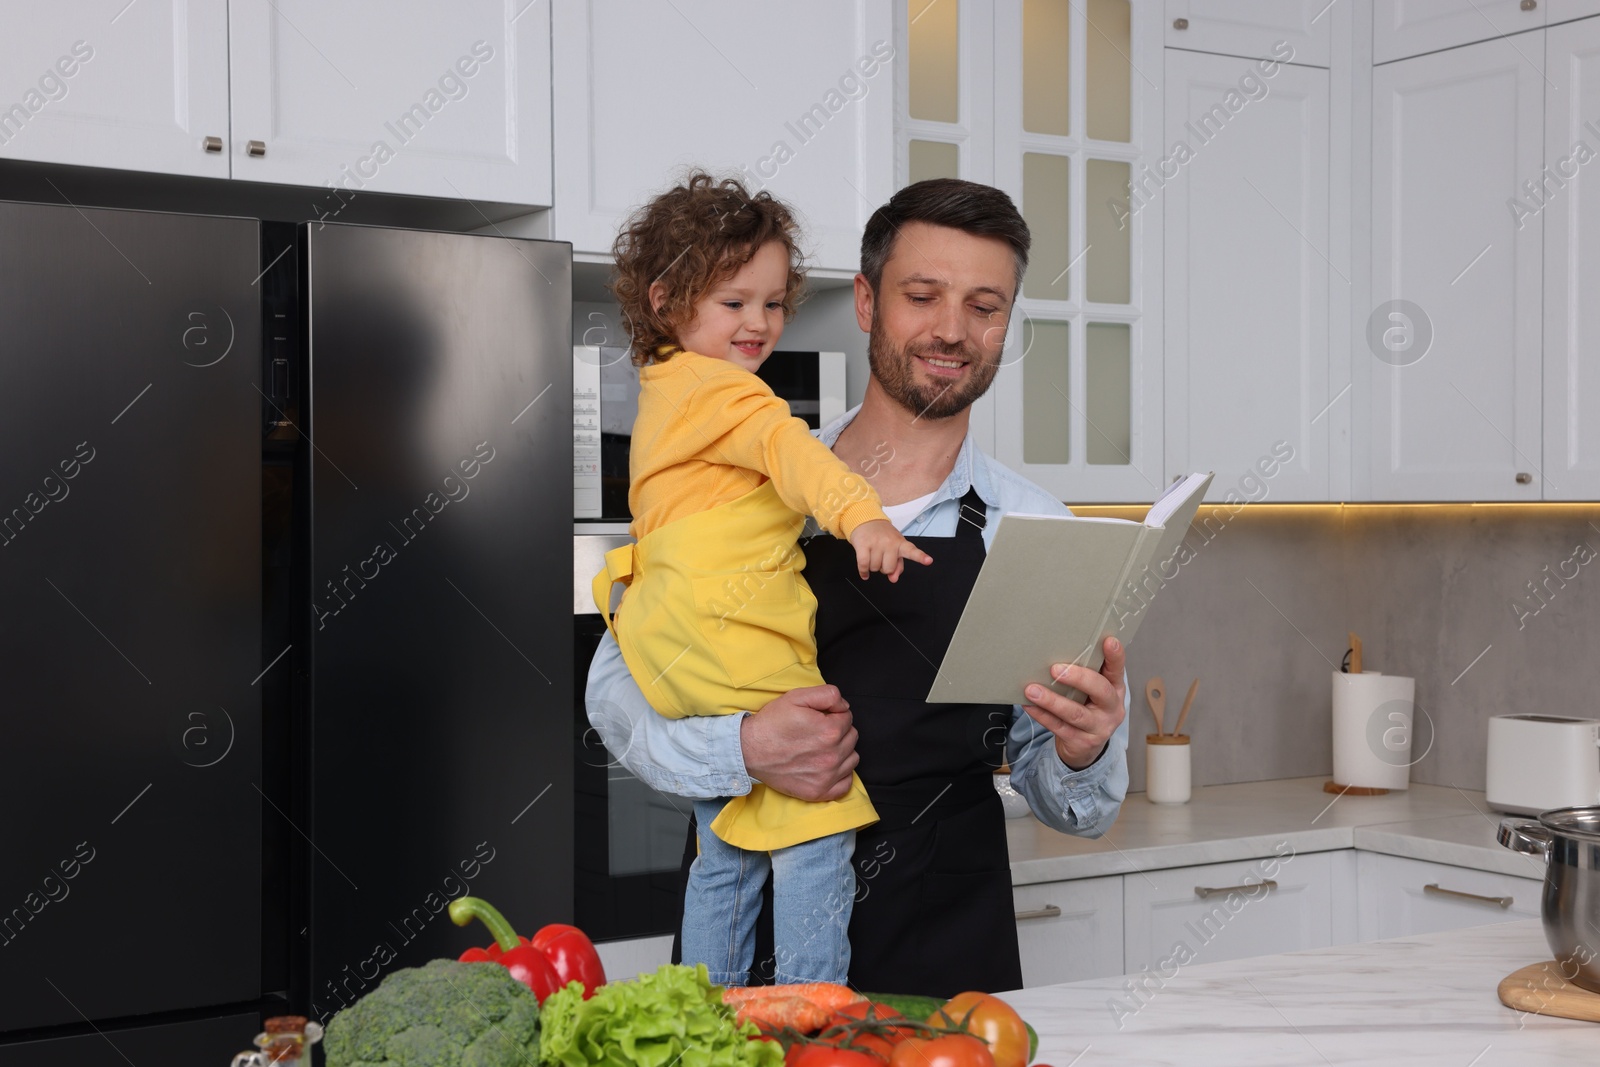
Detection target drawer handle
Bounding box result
[1194,879,1277,899]
[1423,883,1512,908]
[1015,905,1062,921]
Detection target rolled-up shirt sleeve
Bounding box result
[1006,673,1131,837]
[585,631,754,798]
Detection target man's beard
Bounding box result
[867,313,1002,421]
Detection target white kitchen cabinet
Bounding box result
[1013,875,1124,987]
[1355,852,1542,940]
[1373,0,1544,65]
[1123,851,1332,973]
[1162,50,1332,502]
[550,1,894,273]
[1552,2,1600,23]
[0,2,230,179]
[1542,15,1600,499]
[1164,0,1333,67]
[1361,34,1544,500]
[228,0,550,206]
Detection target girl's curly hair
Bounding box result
[610,171,807,366]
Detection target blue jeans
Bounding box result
[682,798,856,986]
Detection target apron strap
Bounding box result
[954,486,988,544]
[590,543,636,637]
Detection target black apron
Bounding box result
[672,487,1023,997]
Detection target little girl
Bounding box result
[591,172,928,985]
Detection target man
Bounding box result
[587,178,1129,995]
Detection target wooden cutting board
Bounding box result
[1498,961,1600,1022]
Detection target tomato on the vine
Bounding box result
[931,993,1029,1067]
[888,1034,994,1067]
[819,1001,914,1060]
[788,1045,890,1067]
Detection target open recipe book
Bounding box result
[927,472,1214,704]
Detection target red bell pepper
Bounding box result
[448,897,562,1004]
[530,923,607,997]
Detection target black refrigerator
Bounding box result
[0,200,573,1064]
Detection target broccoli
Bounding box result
[323,958,542,1067]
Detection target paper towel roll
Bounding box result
[1331,671,1417,790]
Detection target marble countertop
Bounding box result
[1008,776,1534,885]
[1005,919,1592,1065]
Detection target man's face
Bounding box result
[856,221,1017,421]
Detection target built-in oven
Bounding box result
[572,531,688,942]
[571,348,847,941]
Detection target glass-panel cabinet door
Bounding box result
[909,0,960,122]
[898,0,999,454]
[898,0,994,191]
[909,139,961,183]
[1022,153,1072,301]
[1023,320,1073,464]
[988,0,1163,502]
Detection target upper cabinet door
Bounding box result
[227,0,551,206]
[1364,36,1544,500]
[989,0,1166,503]
[1164,0,1333,67]
[0,1,230,178]
[1163,50,1331,502]
[1373,0,1544,65]
[1549,2,1600,23]
[1543,16,1600,499]
[550,1,894,272]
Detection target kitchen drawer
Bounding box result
[1123,848,1327,973]
[1013,876,1124,987]
[1355,852,1541,941]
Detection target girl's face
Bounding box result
[668,241,790,372]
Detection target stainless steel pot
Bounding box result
[1499,807,1600,992]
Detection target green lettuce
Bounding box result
[540,964,782,1067]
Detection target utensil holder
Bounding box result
[1146,733,1191,804]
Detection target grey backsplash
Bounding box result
[1119,505,1600,795]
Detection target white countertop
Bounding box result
[1005,919,1592,1065]
[1008,776,1539,884]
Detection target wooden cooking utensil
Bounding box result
[1173,679,1198,736]
[1145,677,1166,735]
[1348,631,1363,674]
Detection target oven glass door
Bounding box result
[574,613,686,942]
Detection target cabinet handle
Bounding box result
[1014,905,1062,921]
[1172,17,1189,29]
[1423,883,1512,908]
[203,136,223,153]
[1516,472,1533,484]
[1194,879,1276,899]
[247,140,267,157]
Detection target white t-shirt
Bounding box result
[880,489,939,531]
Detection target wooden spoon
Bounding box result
[1145,676,1166,736]
[1174,679,1199,736]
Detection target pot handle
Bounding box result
[1498,819,1552,858]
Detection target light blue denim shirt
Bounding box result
[584,405,1131,838]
